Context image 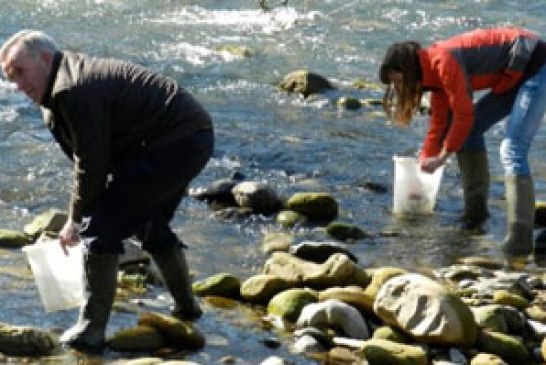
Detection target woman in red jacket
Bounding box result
[379,27,546,264]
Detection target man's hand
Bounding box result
[59,219,80,255]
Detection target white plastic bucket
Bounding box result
[22,235,84,312]
[393,156,445,215]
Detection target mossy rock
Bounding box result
[267,288,318,322]
[192,272,241,299]
[138,311,205,349]
[0,229,31,248]
[286,192,338,222]
[107,325,164,352]
[23,209,67,238]
[325,221,370,241]
[476,330,530,364]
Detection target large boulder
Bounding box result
[373,273,477,346]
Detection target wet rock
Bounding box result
[263,252,369,289]
[0,322,55,356]
[525,304,546,323]
[319,285,374,312]
[240,274,292,304]
[216,44,253,57]
[296,299,370,339]
[276,210,307,228]
[374,273,477,346]
[267,288,318,322]
[286,192,338,222]
[455,256,504,270]
[0,229,31,248]
[192,273,241,299]
[325,221,371,241]
[471,304,526,335]
[372,325,412,343]
[293,333,326,354]
[360,338,428,365]
[469,353,508,365]
[138,311,205,349]
[262,231,295,254]
[492,289,530,309]
[289,240,358,263]
[278,70,335,98]
[476,330,530,364]
[232,181,283,215]
[211,206,254,220]
[364,267,407,304]
[336,96,361,110]
[293,326,333,349]
[326,346,365,365]
[23,209,67,238]
[434,264,494,282]
[260,356,295,365]
[107,325,164,352]
[191,178,238,207]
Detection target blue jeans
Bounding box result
[79,129,214,254]
[461,64,546,176]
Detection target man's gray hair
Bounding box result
[0,29,59,60]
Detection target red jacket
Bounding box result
[419,27,543,159]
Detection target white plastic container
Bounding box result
[393,156,445,216]
[22,235,84,312]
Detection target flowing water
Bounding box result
[0,1,545,363]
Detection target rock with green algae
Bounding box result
[0,322,55,356]
[360,338,427,365]
[267,288,318,322]
[0,229,31,248]
[286,192,338,222]
[240,274,292,304]
[476,330,531,364]
[192,272,241,299]
[23,209,67,238]
[325,221,370,241]
[107,325,164,352]
[137,311,205,349]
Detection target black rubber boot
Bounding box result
[457,150,490,235]
[150,245,202,321]
[534,229,546,267]
[60,252,119,354]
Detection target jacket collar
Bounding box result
[418,48,442,91]
[41,51,62,108]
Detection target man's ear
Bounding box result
[39,51,54,68]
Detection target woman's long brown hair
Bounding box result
[379,41,423,126]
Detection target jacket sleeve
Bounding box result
[57,91,111,223]
[421,51,474,159]
[420,90,449,161]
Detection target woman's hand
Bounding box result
[420,149,450,174]
[59,219,80,254]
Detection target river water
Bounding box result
[0,1,545,364]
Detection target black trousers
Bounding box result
[79,129,214,254]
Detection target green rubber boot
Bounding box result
[457,150,490,234]
[502,175,535,264]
